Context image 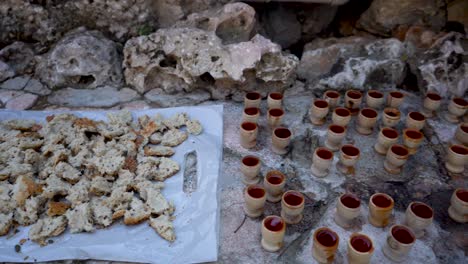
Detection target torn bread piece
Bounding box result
[163,113,188,129]
[107,187,133,220]
[43,174,72,199]
[47,201,71,217]
[134,180,165,201]
[149,214,175,242]
[89,177,112,196]
[12,175,41,206]
[161,129,188,147]
[149,132,163,144]
[144,145,175,157]
[4,119,36,131]
[0,213,13,236]
[90,197,113,228]
[114,170,135,190]
[55,162,81,183]
[107,111,132,127]
[66,178,90,206]
[145,187,173,215]
[186,119,203,135]
[0,182,14,214]
[93,148,125,176]
[65,203,94,233]
[14,196,44,226]
[153,157,180,181]
[124,197,150,225]
[28,216,67,245]
[16,132,44,150]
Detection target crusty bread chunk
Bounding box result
[0,213,13,236]
[15,196,44,226]
[161,129,188,147]
[90,197,113,228]
[163,113,188,129]
[145,188,173,215]
[113,170,135,190]
[107,187,134,220]
[43,174,72,199]
[186,119,203,135]
[144,145,175,157]
[12,175,41,206]
[66,203,94,233]
[4,119,36,131]
[154,158,180,181]
[149,214,175,242]
[47,201,71,217]
[124,197,150,225]
[66,178,90,206]
[149,132,163,144]
[29,216,67,245]
[89,177,112,196]
[0,182,14,214]
[55,162,81,183]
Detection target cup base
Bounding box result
[311,165,329,178]
[312,245,333,264]
[448,206,468,223]
[368,215,390,228]
[374,143,387,155]
[324,140,341,152]
[241,176,260,185]
[421,108,435,118]
[261,238,282,252]
[383,242,408,263]
[266,193,282,203]
[310,117,326,126]
[337,161,354,175]
[445,162,464,174]
[272,146,288,155]
[355,125,373,135]
[243,207,263,218]
[444,113,460,123]
[347,107,360,116]
[281,210,303,224]
[240,140,257,149]
[384,160,402,174]
[405,146,418,155]
[334,213,354,229]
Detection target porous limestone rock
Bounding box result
[35,29,122,89]
[0,42,36,75]
[0,90,38,110]
[123,27,298,99]
[0,0,157,43]
[47,86,139,108]
[298,37,410,91]
[0,61,14,82]
[176,2,256,45]
[144,89,211,108]
[408,32,468,97]
[357,0,446,37]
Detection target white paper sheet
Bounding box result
[0,105,223,264]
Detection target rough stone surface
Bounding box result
[0,61,15,82]
[176,2,256,45]
[35,29,123,90]
[0,76,30,90]
[123,27,298,98]
[24,79,51,96]
[0,0,158,44]
[298,37,410,91]
[4,93,38,110]
[357,0,447,37]
[0,42,36,75]
[47,86,139,108]
[259,4,302,49]
[407,32,468,97]
[145,89,211,108]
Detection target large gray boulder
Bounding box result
[123,27,298,100]
[357,0,446,37]
[35,29,122,89]
[298,37,410,91]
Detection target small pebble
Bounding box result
[14,244,21,253]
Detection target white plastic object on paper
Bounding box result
[0,105,223,264]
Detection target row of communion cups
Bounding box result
[240,168,468,263]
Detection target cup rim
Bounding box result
[450,144,468,156]
[325,90,340,98]
[282,190,305,208]
[360,108,378,119]
[329,124,346,134]
[346,90,362,99]
[426,92,441,101]
[339,193,361,209]
[245,92,261,100]
[390,225,416,245]
[314,227,339,248]
[262,215,286,233]
[408,201,434,220]
[269,92,283,100]
[244,107,260,116]
[268,108,284,117]
[459,123,468,134]
[334,107,351,117]
[383,107,401,118]
[454,188,468,204]
[404,128,423,140]
[408,111,426,122]
[453,97,468,107]
[370,193,394,209]
[315,147,334,160]
[274,127,292,139]
[390,144,409,157]
[367,90,384,99]
[245,184,266,200]
[348,233,374,254]
[241,155,260,167]
[341,144,360,158]
[381,127,399,139]
[389,91,404,98]
[314,99,329,109]
[266,170,286,186]
[241,121,257,131]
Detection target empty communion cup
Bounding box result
[335,193,361,229]
[405,111,426,131]
[368,193,394,228]
[374,127,399,155]
[267,108,285,128]
[240,155,261,185]
[454,122,468,146]
[404,202,433,238]
[310,99,330,126]
[422,92,442,117]
[312,227,340,264]
[387,91,405,108]
[382,107,401,128]
[243,184,267,218]
[267,92,283,109]
[383,225,416,263]
[384,144,409,174]
[281,190,305,224]
[272,127,292,155]
[244,91,261,108]
[332,107,352,127]
[240,122,258,149]
[324,90,341,108]
[366,90,384,109]
[325,124,347,152]
[356,108,378,135]
[448,188,468,223]
[445,144,468,174]
[261,215,286,252]
[445,97,468,123]
[345,90,363,115]
[402,129,424,155]
[242,107,260,123]
[264,170,287,203]
[347,233,374,264]
[311,147,334,178]
[337,144,360,175]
